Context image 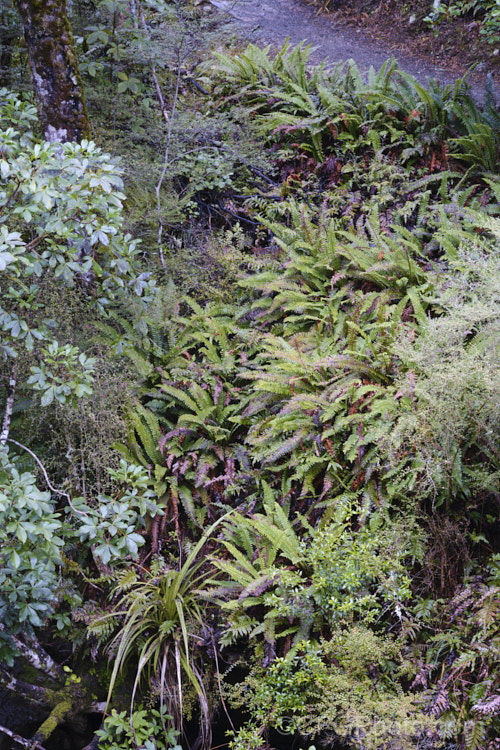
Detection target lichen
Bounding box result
[14,0,90,141]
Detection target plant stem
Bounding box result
[135,0,170,123]
[0,361,17,446]
[155,44,184,266]
[7,438,88,517]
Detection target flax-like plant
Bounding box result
[100,515,231,748]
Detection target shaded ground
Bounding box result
[329,0,499,76]
[208,0,499,103]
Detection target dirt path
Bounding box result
[209,0,499,103]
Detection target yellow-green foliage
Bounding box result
[392,236,500,507]
[227,630,437,750]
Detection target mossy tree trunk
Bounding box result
[13,0,90,143]
[0,637,105,748]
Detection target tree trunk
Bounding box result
[13,0,90,143]
[0,636,104,748]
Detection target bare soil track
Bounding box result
[209,0,499,104]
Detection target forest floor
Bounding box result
[208,0,500,103]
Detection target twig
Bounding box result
[6,438,88,516]
[24,231,49,252]
[212,632,235,733]
[155,46,184,266]
[185,76,209,96]
[0,178,22,217]
[231,193,281,200]
[135,0,170,123]
[0,723,46,750]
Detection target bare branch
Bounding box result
[0,723,46,750]
[135,0,169,123]
[0,668,57,708]
[0,362,17,446]
[155,50,183,267]
[11,635,65,683]
[6,438,88,516]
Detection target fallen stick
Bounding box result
[0,723,46,750]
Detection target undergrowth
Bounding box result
[3,5,500,748]
[98,39,500,750]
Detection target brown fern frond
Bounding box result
[429,685,450,716]
[473,695,500,716]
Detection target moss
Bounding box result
[14,0,90,140]
[30,681,94,744]
[19,663,44,686]
[31,698,73,743]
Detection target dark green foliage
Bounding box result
[209,491,417,651]
[409,558,500,748]
[227,633,437,750]
[212,45,500,178]
[107,43,500,749]
[2,7,500,748]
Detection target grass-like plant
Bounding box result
[95,515,232,748]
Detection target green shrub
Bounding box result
[96,706,181,750]
[227,633,437,750]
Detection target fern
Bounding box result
[116,403,165,473]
